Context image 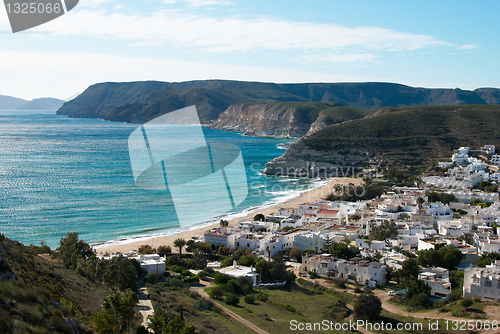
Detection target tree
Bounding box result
[220,219,229,227]
[138,244,156,255]
[370,221,398,241]
[253,213,265,222]
[157,245,172,257]
[400,258,419,281]
[321,235,334,253]
[329,242,360,260]
[100,255,139,292]
[354,294,381,321]
[57,232,95,270]
[173,238,186,256]
[457,233,474,245]
[289,246,301,260]
[200,243,213,255]
[147,308,195,334]
[94,289,139,333]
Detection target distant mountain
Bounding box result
[18,97,66,110]
[0,94,65,110]
[56,80,500,123]
[263,104,500,175]
[0,94,27,109]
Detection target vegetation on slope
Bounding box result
[0,234,108,333]
[302,104,500,170]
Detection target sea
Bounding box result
[0,110,326,249]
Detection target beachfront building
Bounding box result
[463,260,500,301]
[301,254,386,287]
[132,254,166,276]
[203,227,236,247]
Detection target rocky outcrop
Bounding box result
[262,136,373,177]
[209,103,314,138]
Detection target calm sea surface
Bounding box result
[0,110,323,248]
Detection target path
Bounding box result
[193,285,270,334]
[137,286,154,328]
[303,276,500,333]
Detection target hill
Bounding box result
[0,94,27,109]
[0,94,65,110]
[56,80,500,123]
[17,97,66,110]
[0,235,109,333]
[263,104,500,175]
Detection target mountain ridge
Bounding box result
[56,80,500,123]
[0,94,66,110]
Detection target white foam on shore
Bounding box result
[93,178,332,250]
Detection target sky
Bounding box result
[0,0,499,100]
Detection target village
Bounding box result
[111,144,500,308]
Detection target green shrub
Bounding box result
[226,280,242,294]
[224,294,239,306]
[145,273,157,284]
[473,297,482,303]
[461,299,474,308]
[256,293,268,302]
[214,273,231,285]
[208,286,224,300]
[244,295,255,304]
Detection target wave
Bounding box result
[93,177,331,250]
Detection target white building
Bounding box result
[419,267,452,301]
[355,239,386,251]
[204,227,236,247]
[463,261,500,301]
[427,203,453,220]
[134,254,166,276]
[217,261,259,285]
[301,255,386,287]
[490,155,500,166]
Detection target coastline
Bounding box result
[94,177,364,255]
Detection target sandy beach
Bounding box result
[95,177,364,255]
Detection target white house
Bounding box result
[217,261,259,285]
[463,260,500,301]
[301,255,386,287]
[135,254,166,276]
[355,239,386,251]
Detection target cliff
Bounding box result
[209,101,348,138]
[56,80,500,123]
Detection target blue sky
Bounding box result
[0,0,498,100]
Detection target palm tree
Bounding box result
[173,238,186,256]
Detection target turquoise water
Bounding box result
[0,110,323,248]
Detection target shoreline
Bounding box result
[95,177,364,255]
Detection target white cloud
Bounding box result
[183,0,233,6]
[36,9,450,55]
[162,0,232,6]
[458,44,479,50]
[301,52,378,63]
[0,50,379,100]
